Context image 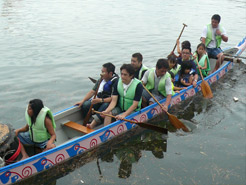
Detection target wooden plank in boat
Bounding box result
[64,121,94,134]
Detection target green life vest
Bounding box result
[170,64,181,75]
[194,52,211,77]
[117,78,142,111]
[26,106,56,143]
[205,24,222,48]
[138,64,149,80]
[145,68,175,97]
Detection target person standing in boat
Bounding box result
[201,14,228,73]
[130,52,149,80]
[193,43,211,77]
[102,64,143,126]
[177,47,199,87]
[75,63,118,129]
[141,58,174,110]
[15,99,56,158]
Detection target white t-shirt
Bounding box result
[201,25,227,48]
[97,80,106,93]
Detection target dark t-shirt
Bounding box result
[177,57,197,75]
[112,78,143,101]
[134,65,147,80]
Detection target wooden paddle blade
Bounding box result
[168,114,189,132]
[135,122,168,134]
[201,80,213,99]
[88,77,97,84]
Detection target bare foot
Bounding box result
[86,124,92,129]
[21,154,29,160]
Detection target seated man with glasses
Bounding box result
[177,47,198,87]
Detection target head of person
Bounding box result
[211,14,221,28]
[101,62,115,80]
[181,47,192,61]
[196,43,206,56]
[120,64,135,84]
[131,53,143,70]
[168,71,175,83]
[28,99,44,124]
[181,40,191,50]
[155,59,169,77]
[167,55,177,69]
[180,61,192,75]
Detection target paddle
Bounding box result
[171,23,188,53]
[92,109,168,134]
[195,60,213,99]
[83,78,103,126]
[142,84,189,132]
[88,77,97,84]
[224,54,246,59]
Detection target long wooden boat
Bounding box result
[0,38,245,185]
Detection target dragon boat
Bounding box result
[0,37,245,185]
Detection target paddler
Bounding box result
[15,99,56,157]
[130,52,149,80]
[201,14,228,73]
[177,47,199,87]
[75,63,118,129]
[141,58,174,111]
[101,64,143,126]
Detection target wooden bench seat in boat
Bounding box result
[63,121,95,134]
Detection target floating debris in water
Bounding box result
[233,97,239,102]
[200,151,208,156]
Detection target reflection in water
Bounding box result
[16,127,167,184]
[99,130,167,179]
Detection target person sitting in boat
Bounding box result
[131,52,148,80]
[193,43,211,77]
[168,55,181,76]
[15,99,56,158]
[176,40,192,58]
[169,40,193,60]
[201,14,228,73]
[177,47,198,87]
[75,63,118,129]
[178,61,194,87]
[102,64,143,126]
[141,59,174,111]
[168,71,186,93]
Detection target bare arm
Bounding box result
[221,34,228,42]
[162,94,172,112]
[91,96,112,105]
[201,37,206,44]
[15,124,29,136]
[192,74,198,87]
[104,95,118,113]
[116,101,139,120]
[75,90,95,107]
[177,39,181,55]
[202,58,208,70]
[44,117,56,150]
[173,86,186,91]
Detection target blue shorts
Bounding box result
[206,48,222,58]
[18,132,48,149]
